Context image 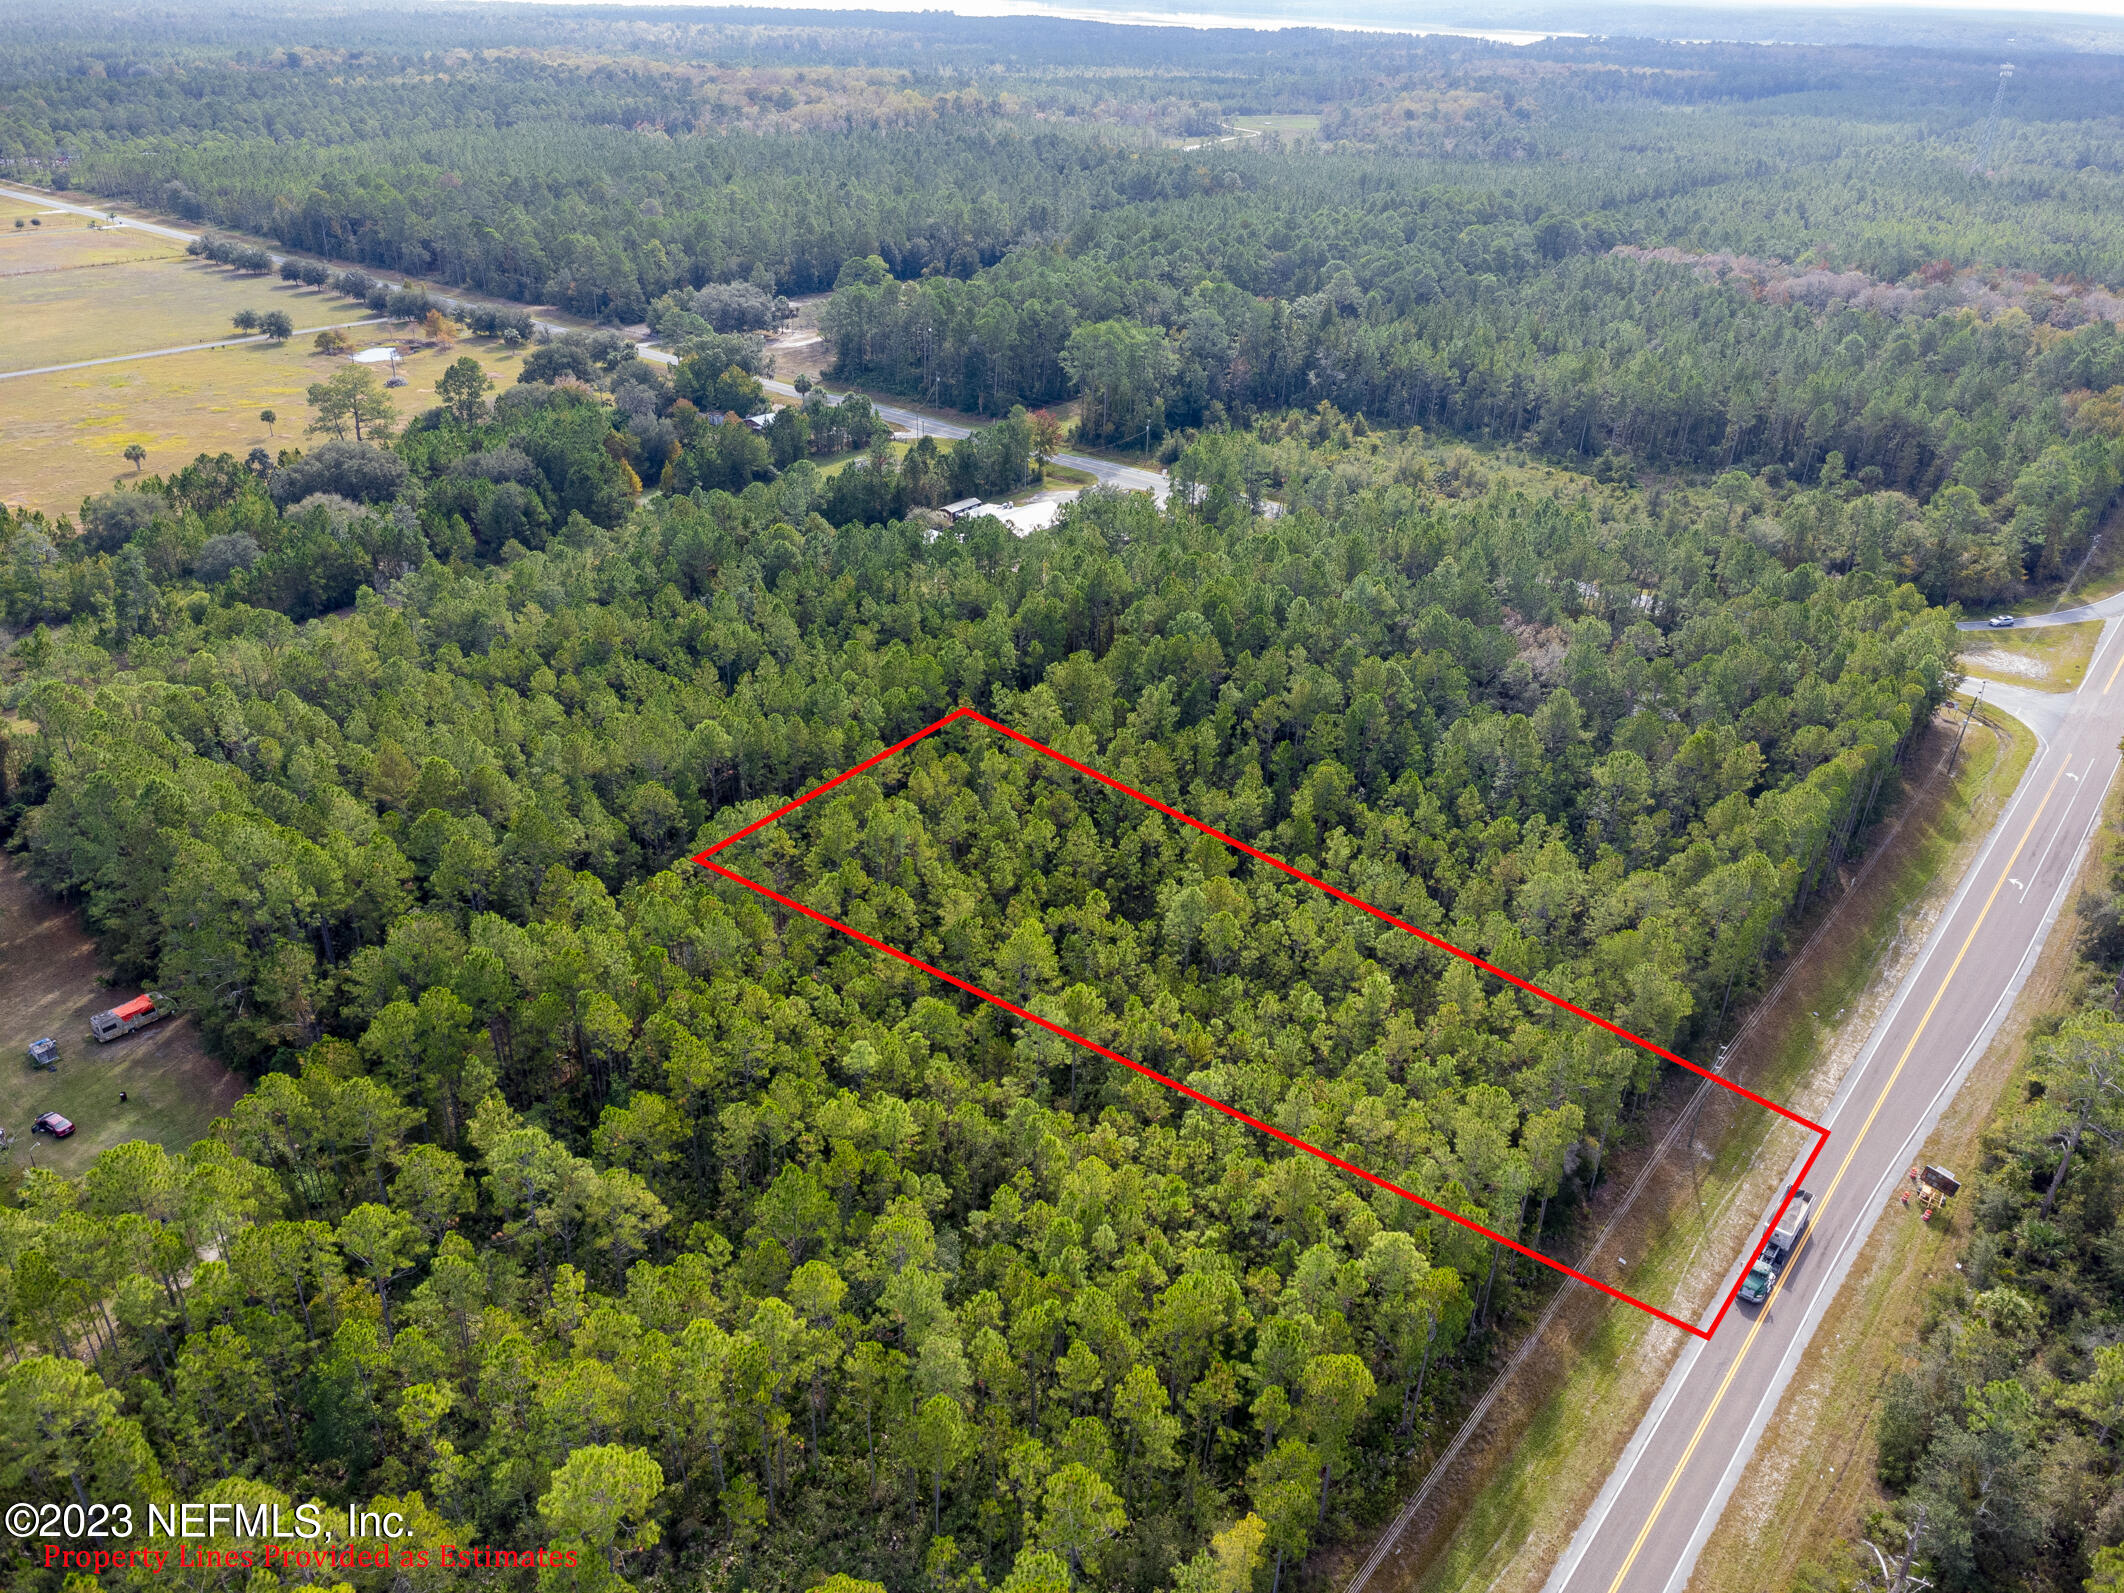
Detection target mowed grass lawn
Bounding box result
[1,251,374,370]
[0,333,528,515]
[0,859,247,1179]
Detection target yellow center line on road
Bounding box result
[1600,754,2073,1593]
[2103,629,2124,695]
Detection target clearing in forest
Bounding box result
[695,707,1829,1339]
[0,858,247,1176]
[0,230,531,512]
[0,252,357,370]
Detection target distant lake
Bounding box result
[495,0,1573,43]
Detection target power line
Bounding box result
[1968,63,2013,176]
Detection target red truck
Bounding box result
[90,992,170,1043]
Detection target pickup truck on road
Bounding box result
[1739,1187,1813,1305]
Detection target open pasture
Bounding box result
[0,332,525,515]
[0,251,370,371]
[0,209,183,276]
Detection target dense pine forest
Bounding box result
[0,367,1958,1590]
[0,5,2119,1592]
[5,8,2122,601]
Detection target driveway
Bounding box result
[635,338,1169,505]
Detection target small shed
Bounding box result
[744,411,777,431]
[943,498,984,522]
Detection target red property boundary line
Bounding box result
[691,706,1830,1341]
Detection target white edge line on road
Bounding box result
[1545,716,2045,1591]
[1542,669,2092,1593]
[1539,1331,1711,1592]
[1654,782,2110,1593]
[2089,619,2124,684]
[1802,704,2059,1135]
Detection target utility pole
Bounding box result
[1948,680,1985,777]
[2053,532,2102,614]
[1687,1041,1730,1218]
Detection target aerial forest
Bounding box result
[0,5,2119,1593]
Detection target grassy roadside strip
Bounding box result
[1959,618,2100,694]
[1367,702,2038,1593]
[1684,710,2116,1593]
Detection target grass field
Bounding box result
[0,858,246,1180]
[0,332,527,515]
[0,189,188,279]
[0,221,181,277]
[1959,617,2101,692]
[0,251,370,371]
[0,196,546,512]
[1174,113,1321,149]
[0,192,118,226]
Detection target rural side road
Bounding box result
[765,374,1172,503]
[1534,626,2124,1593]
[1957,589,2124,631]
[0,181,198,244]
[637,344,1172,505]
[0,179,1170,507]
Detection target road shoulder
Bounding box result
[1340,701,2034,1593]
[1680,724,2120,1591]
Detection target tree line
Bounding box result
[822,243,2124,603]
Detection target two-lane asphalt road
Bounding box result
[1542,625,2124,1593]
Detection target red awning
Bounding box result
[110,995,154,1020]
